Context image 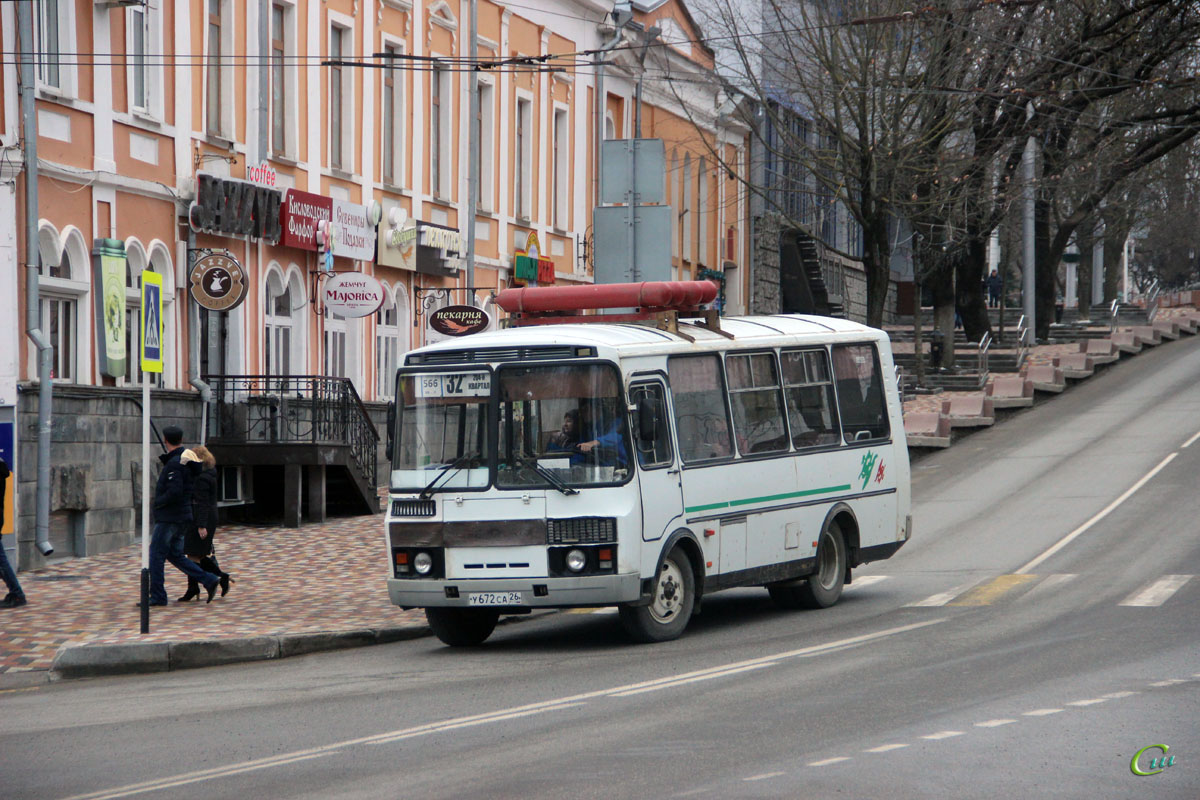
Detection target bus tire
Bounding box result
[425,607,500,646]
[618,547,695,643]
[795,521,847,609]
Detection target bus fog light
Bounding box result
[414,552,434,575]
[565,549,587,572]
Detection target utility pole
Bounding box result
[1022,125,1036,336]
[465,0,478,292]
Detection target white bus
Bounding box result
[385,296,911,646]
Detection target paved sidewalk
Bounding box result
[0,514,427,682]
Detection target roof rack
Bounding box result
[494,280,730,340]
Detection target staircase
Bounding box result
[204,375,380,525]
[780,230,845,318]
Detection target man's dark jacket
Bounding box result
[153,448,194,524]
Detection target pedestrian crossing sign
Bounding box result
[140,270,163,373]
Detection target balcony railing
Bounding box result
[204,375,379,488]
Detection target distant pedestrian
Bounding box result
[986,269,1003,308]
[145,426,220,607]
[178,446,233,601]
[0,456,26,608]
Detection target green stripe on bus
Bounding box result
[685,484,852,514]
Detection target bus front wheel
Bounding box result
[619,547,695,643]
[425,607,500,646]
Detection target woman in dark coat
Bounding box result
[178,446,233,601]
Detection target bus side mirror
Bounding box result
[637,398,659,442]
[385,401,396,461]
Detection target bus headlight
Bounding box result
[414,551,434,575]
[565,549,587,573]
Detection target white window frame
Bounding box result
[698,158,709,267]
[126,0,164,120]
[682,154,692,263]
[270,1,298,159]
[514,93,533,220]
[36,0,77,97]
[552,104,569,230]
[323,308,348,379]
[381,37,406,187]
[204,0,235,139]
[328,19,356,172]
[375,285,401,399]
[430,62,450,198]
[477,79,495,212]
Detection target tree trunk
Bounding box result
[1075,223,1093,316]
[863,218,892,328]
[957,235,991,344]
[1103,224,1124,302]
[931,269,956,369]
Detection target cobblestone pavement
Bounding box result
[0,515,424,675]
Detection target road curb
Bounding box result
[48,624,432,681]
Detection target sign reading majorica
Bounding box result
[322,272,386,318]
[189,251,247,312]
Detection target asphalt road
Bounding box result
[2,340,1198,800]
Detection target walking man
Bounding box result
[146,426,220,606]
[0,455,26,608]
[986,269,1003,309]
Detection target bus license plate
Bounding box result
[468,591,523,606]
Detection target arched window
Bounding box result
[37,224,90,383]
[264,269,294,377]
[698,158,709,267]
[121,240,160,387]
[682,154,692,264]
[375,285,399,398]
[323,306,347,378]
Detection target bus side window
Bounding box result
[668,354,734,462]
[831,344,890,443]
[726,352,788,455]
[629,383,672,467]
[781,348,840,448]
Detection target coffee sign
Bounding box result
[189,252,247,312]
[429,305,489,337]
[189,173,282,242]
[322,272,386,318]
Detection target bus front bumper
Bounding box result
[387,572,643,609]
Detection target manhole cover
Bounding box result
[32,575,90,581]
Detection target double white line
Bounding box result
[62,619,943,800]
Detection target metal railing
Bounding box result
[1109,298,1121,334]
[203,375,379,488]
[975,331,991,376]
[1016,314,1031,365]
[1146,280,1161,322]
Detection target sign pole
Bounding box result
[139,271,164,633]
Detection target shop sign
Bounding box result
[246,162,277,187]
[332,199,377,261]
[513,232,555,286]
[189,251,247,312]
[92,238,128,378]
[279,188,333,251]
[377,207,460,276]
[428,305,490,337]
[189,172,282,242]
[322,271,386,318]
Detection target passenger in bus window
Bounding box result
[546,410,581,453]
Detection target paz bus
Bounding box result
[384,281,911,645]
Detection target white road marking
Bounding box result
[1119,575,1192,607]
[1182,430,1200,448]
[808,757,851,767]
[1066,698,1107,707]
[865,743,909,752]
[845,575,889,590]
[1149,679,1187,687]
[906,578,987,607]
[610,663,776,697]
[1103,691,1138,699]
[64,619,945,800]
[1018,453,1177,574]
[1023,708,1062,716]
[743,772,786,782]
[921,731,964,740]
[975,719,1017,728]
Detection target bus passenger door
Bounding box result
[629,379,683,542]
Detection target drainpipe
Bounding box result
[186,226,212,444]
[18,2,54,557]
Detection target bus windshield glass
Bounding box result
[497,363,631,488]
[392,370,491,492]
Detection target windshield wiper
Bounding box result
[516,456,579,496]
[419,453,479,499]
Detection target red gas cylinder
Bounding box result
[495,281,718,314]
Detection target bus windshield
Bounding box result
[392,370,491,492]
[497,363,631,488]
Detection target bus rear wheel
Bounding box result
[619,547,695,643]
[769,522,847,610]
[425,607,501,646]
